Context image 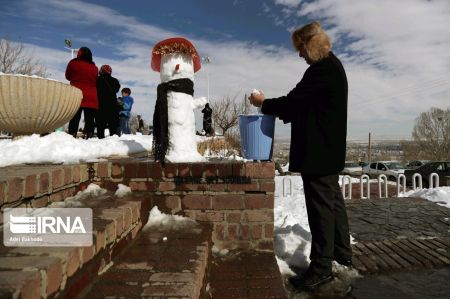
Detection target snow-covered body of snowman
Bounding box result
[151,38,206,162]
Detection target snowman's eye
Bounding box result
[175,64,180,71]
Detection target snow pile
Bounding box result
[115,184,132,198]
[0,73,60,82]
[399,187,450,208]
[212,245,230,256]
[51,183,106,207]
[144,206,199,231]
[274,175,311,275]
[0,132,153,167]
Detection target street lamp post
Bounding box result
[64,39,78,59]
[203,56,211,102]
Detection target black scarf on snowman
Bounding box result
[152,78,194,164]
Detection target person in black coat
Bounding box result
[250,21,351,291]
[201,103,213,136]
[96,65,121,139]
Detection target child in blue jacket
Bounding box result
[119,87,134,134]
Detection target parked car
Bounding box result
[405,161,450,187]
[405,160,430,169]
[342,161,363,176]
[362,161,406,180]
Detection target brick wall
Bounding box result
[0,159,276,251]
[0,164,92,223]
[100,160,276,251]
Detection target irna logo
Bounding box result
[3,208,92,247]
[9,214,87,234]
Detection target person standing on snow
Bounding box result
[119,87,134,134]
[96,64,121,139]
[201,103,213,136]
[249,21,351,291]
[65,47,98,139]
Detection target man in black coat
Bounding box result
[250,21,351,291]
[96,65,121,138]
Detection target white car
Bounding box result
[342,161,362,176]
[362,161,405,180]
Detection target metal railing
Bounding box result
[279,172,440,200]
[338,172,440,200]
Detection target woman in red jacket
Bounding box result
[65,47,99,138]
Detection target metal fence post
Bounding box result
[378,174,388,198]
[360,174,370,199]
[397,174,406,197]
[412,173,422,190]
[429,173,439,188]
[282,177,293,197]
[341,175,352,200]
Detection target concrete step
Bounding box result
[82,222,212,299]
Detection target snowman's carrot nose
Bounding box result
[175,64,180,71]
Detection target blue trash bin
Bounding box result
[239,114,275,160]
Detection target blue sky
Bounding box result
[1,0,450,140]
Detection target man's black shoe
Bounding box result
[335,258,353,267]
[289,270,333,292]
[302,271,333,291]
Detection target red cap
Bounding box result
[100,64,112,75]
[151,37,201,73]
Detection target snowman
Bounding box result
[151,37,207,163]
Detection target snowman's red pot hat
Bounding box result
[151,37,201,73]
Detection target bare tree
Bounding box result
[402,107,450,160]
[211,93,244,135]
[0,39,47,77]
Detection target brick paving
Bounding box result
[207,251,287,299]
[346,197,450,274]
[350,267,450,299]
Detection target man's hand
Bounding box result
[249,90,265,107]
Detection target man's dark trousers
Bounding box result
[302,173,352,274]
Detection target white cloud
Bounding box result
[271,0,450,139]
[274,0,303,8]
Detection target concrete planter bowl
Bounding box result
[0,74,82,135]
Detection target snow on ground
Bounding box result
[115,184,132,198]
[0,132,153,167]
[274,175,311,275]
[399,187,450,208]
[144,206,199,231]
[50,183,107,207]
[274,175,357,280]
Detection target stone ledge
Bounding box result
[0,193,149,299]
